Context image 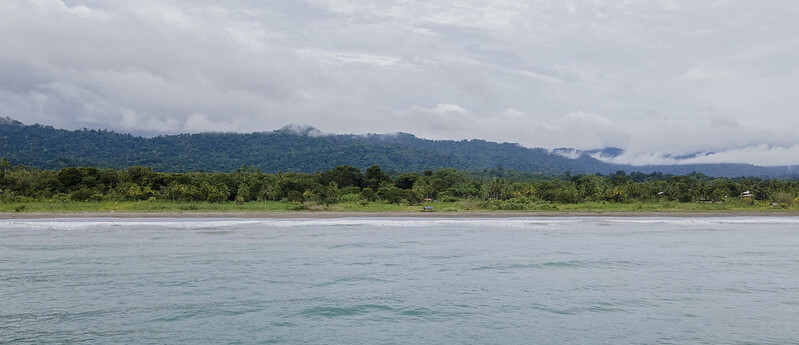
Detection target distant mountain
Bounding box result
[1,117,797,177]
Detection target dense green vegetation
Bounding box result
[2,158,798,213]
[3,117,798,177]
[0,117,601,174]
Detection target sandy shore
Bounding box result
[3,211,799,219]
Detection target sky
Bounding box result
[2,0,799,166]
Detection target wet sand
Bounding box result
[3,211,799,219]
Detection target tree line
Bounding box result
[1,158,798,208]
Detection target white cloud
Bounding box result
[597,114,799,166]
[685,145,799,166]
[598,144,799,167]
[297,48,406,67]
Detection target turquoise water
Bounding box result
[2,217,799,344]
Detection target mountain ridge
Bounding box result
[1,117,797,177]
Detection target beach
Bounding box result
[3,210,799,219]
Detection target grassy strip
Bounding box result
[2,200,796,213]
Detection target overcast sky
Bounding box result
[2,0,799,166]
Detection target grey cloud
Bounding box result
[2,0,799,164]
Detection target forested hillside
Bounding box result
[0,118,609,173]
[1,117,797,177]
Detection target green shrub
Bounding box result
[339,193,360,202]
[773,192,794,205]
[498,200,527,210]
[339,186,361,195]
[359,187,376,201]
[70,188,96,201]
[436,193,459,202]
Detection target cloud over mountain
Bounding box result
[2,0,799,165]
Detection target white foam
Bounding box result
[0,217,586,231]
[3,216,796,231]
[598,217,799,226]
[0,219,265,231]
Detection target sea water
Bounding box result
[2,217,799,344]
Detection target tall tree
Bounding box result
[364,165,391,190]
[0,157,10,179]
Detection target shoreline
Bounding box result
[3,211,799,219]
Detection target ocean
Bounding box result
[2,217,799,344]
